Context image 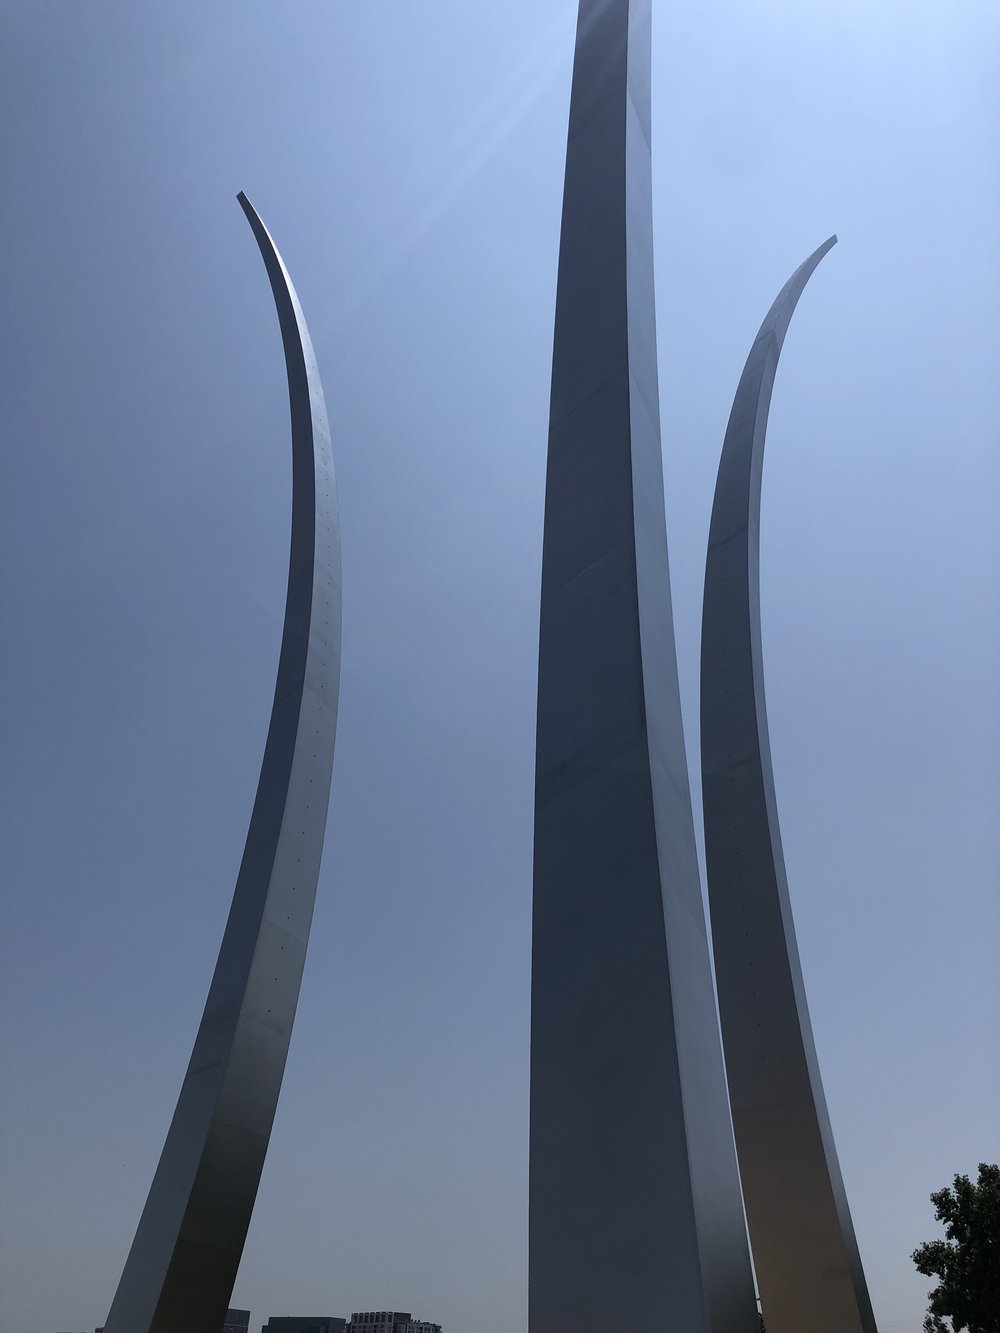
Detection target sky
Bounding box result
[1,2,998,1332]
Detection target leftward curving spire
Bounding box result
[104,193,342,1333]
[701,237,878,1333]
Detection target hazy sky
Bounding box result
[1,3,998,1332]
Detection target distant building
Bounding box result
[262,1320,346,1333]
[225,1311,251,1333]
[347,1312,440,1333]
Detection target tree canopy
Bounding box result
[912,1162,1000,1333]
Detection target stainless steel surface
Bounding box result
[700,238,877,1333]
[103,193,342,1333]
[529,3,758,1330]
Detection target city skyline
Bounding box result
[1,3,997,1332]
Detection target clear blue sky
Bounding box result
[1,3,997,1332]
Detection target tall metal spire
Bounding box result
[700,237,877,1333]
[104,194,342,1333]
[530,4,758,1329]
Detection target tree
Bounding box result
[912,1162,1000,1333]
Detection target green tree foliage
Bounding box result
[912,1162,1000,1333]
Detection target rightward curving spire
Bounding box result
[103,193,342,1333]
[700,237,878,1333]
[530,3,759,1330]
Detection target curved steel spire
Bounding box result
[700,237,877,1333]
[104,193,342,1333]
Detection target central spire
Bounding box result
[529,3,758,1329]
